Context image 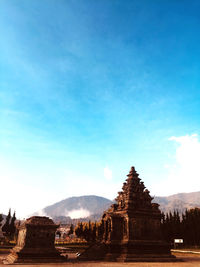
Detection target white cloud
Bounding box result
[0,159,121,219]
[169,134,200,167]
[0,157,59,219]
[66,208,90,219]
[33,209,50,218]
[104,166,112,180]
[153,134,200,196]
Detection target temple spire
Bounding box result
[126,166,138,177]
[115,166,154,211]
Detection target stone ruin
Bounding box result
[4,216,67,264]
[3,166,177,263]
[78,166,176,261]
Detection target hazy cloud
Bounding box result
[104,166,112,180]
[153,134,200,196]
[66,208,90,219]
[33,209,50,218]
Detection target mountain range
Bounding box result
[153,191,200,213]
[36,192,200,223]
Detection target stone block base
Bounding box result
[78,241,179,262]
[3,246,67,264]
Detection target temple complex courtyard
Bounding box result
[1,167,199,266]
[1,252,200,266]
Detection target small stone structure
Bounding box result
[79,166,176,262]
[4,216,67,264]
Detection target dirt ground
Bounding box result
[1,253,200,266]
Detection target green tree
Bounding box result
[0,214,3,227]
[9,211,16,239]
[75,221,96,242]
[91,222,97,242]
[182,208,200,246]
[161,208,200,247]
[2,209,11,236]
[97,221,104,241]
[161,210,182,244]
[82,223,89,241]
[75,222,83,239]
[68,224,74,236]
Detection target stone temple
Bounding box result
[4,216,66,264]
[79,166,176,261]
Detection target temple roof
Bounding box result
[23,216,56,226]
[115,166,155,211]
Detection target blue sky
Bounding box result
[1,0,200,218]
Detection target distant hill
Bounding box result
[0,214,6,231]
[36,195,112,223]
[154,191,200,214]
[35,192,200,223]
[0,214,6,221]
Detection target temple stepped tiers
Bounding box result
[3,216,67,264]
[78,166,177,262]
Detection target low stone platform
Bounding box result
[3,247,67,264]
[78,241,178,262]
[3,216,67,264]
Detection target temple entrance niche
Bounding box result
[110,216,123,241]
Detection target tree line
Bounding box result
[2,207,200,247]
[161,208,200,246]
[73,208,200,247]
[0,209,16,240]
[74,221,101,242]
